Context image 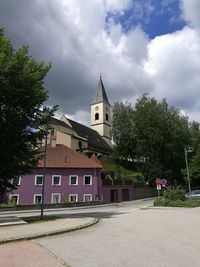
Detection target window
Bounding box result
[84,175,92,185]
[52,175,61,186]
[69,194,78,203]
[69,175,78,185]
[106,113,109,121]
[10,176,21,186]
[84,194,92,202]
[51,193,61,204]
[10,194,19,205]
[35,175,43,186]
[34,194,42,204]
[95,113,99,120]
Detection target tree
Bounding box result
[112,102,136,160]
[188,145,200,186]
[112,94,191,185]
[0,28,56,197]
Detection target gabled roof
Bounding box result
[38,144,103,169]
[67,118,112,153]
[91,76,111,106]
[50,117,71,130]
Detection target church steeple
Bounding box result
[91,77,112,146]
[92,76,111,106]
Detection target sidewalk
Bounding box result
[0,216,99,244]
[0,202,117,215]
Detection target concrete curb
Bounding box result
[0,217,99,245]
[0,203,117,215]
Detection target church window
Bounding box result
[106,113,109,121]
[95,113,99,120]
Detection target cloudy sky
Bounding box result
[0,0,200,125]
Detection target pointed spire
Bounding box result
[92,76,111,106]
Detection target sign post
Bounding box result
[156,178,161,197]
[155,178,168,197]
[156,184,161,196]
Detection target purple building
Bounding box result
[9,144,103,205]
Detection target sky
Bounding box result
[0,0,200,125]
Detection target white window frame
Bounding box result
[52,175,61,186]
[10,194,19,205]
[69,194,78,203]
[84,194,92,202]
[34,194,42,204]
[83,175,92,185]
[69,175,78,186]
[51,193,61,204]
[10,176,21,186]
[18,176,21,186]
[35,175,43,186]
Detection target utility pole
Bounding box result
[40,108,49,220]
[184,147,193,198]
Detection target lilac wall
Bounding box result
[101,185,134,202]
[9,168,102,205]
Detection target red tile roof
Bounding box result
[90,154,102,165]
[38,144,103,169]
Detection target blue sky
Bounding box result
[0,0,200,124]
[106,0,186,38]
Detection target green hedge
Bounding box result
[163,186,185,201]
[154,197,200,207]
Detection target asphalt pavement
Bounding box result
[38,201,200,267]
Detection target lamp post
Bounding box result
[184,147,193,198]
[40,108,49,220]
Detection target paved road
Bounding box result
[37,200,200,267]
[0,199,151,267]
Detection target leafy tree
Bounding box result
[112,94,191,185]
[112,102,136,160]
[189,121,200,150]
[188,145,200,185]
[0,28,56,198]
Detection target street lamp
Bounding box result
[40,107,49,220]
[184,147,194,198]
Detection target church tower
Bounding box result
[91,77,112,146]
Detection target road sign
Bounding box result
[160,179,167,186]
[156,178,161,185]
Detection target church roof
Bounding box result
[50,117,71,129]
[38,144,103,169]
[67,118,112,153]
[91,76,111,106]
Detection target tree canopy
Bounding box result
[0,29,56,197]
[112,94,196,185]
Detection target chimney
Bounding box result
[50,128,57,148]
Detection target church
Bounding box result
[48,77,113,156]
[7,78,135,205]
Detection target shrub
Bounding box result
[164,186,186,201]
[154,197,200,207]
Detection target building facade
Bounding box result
[9,144,103,205]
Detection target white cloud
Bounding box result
[181,0,200,28]
[104,0,132,13]
[144,26,200,119]
[1,0,200,124]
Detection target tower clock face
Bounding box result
[95,106,99,111]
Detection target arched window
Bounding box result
[106,113,109,121]
[95,113,99,120]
